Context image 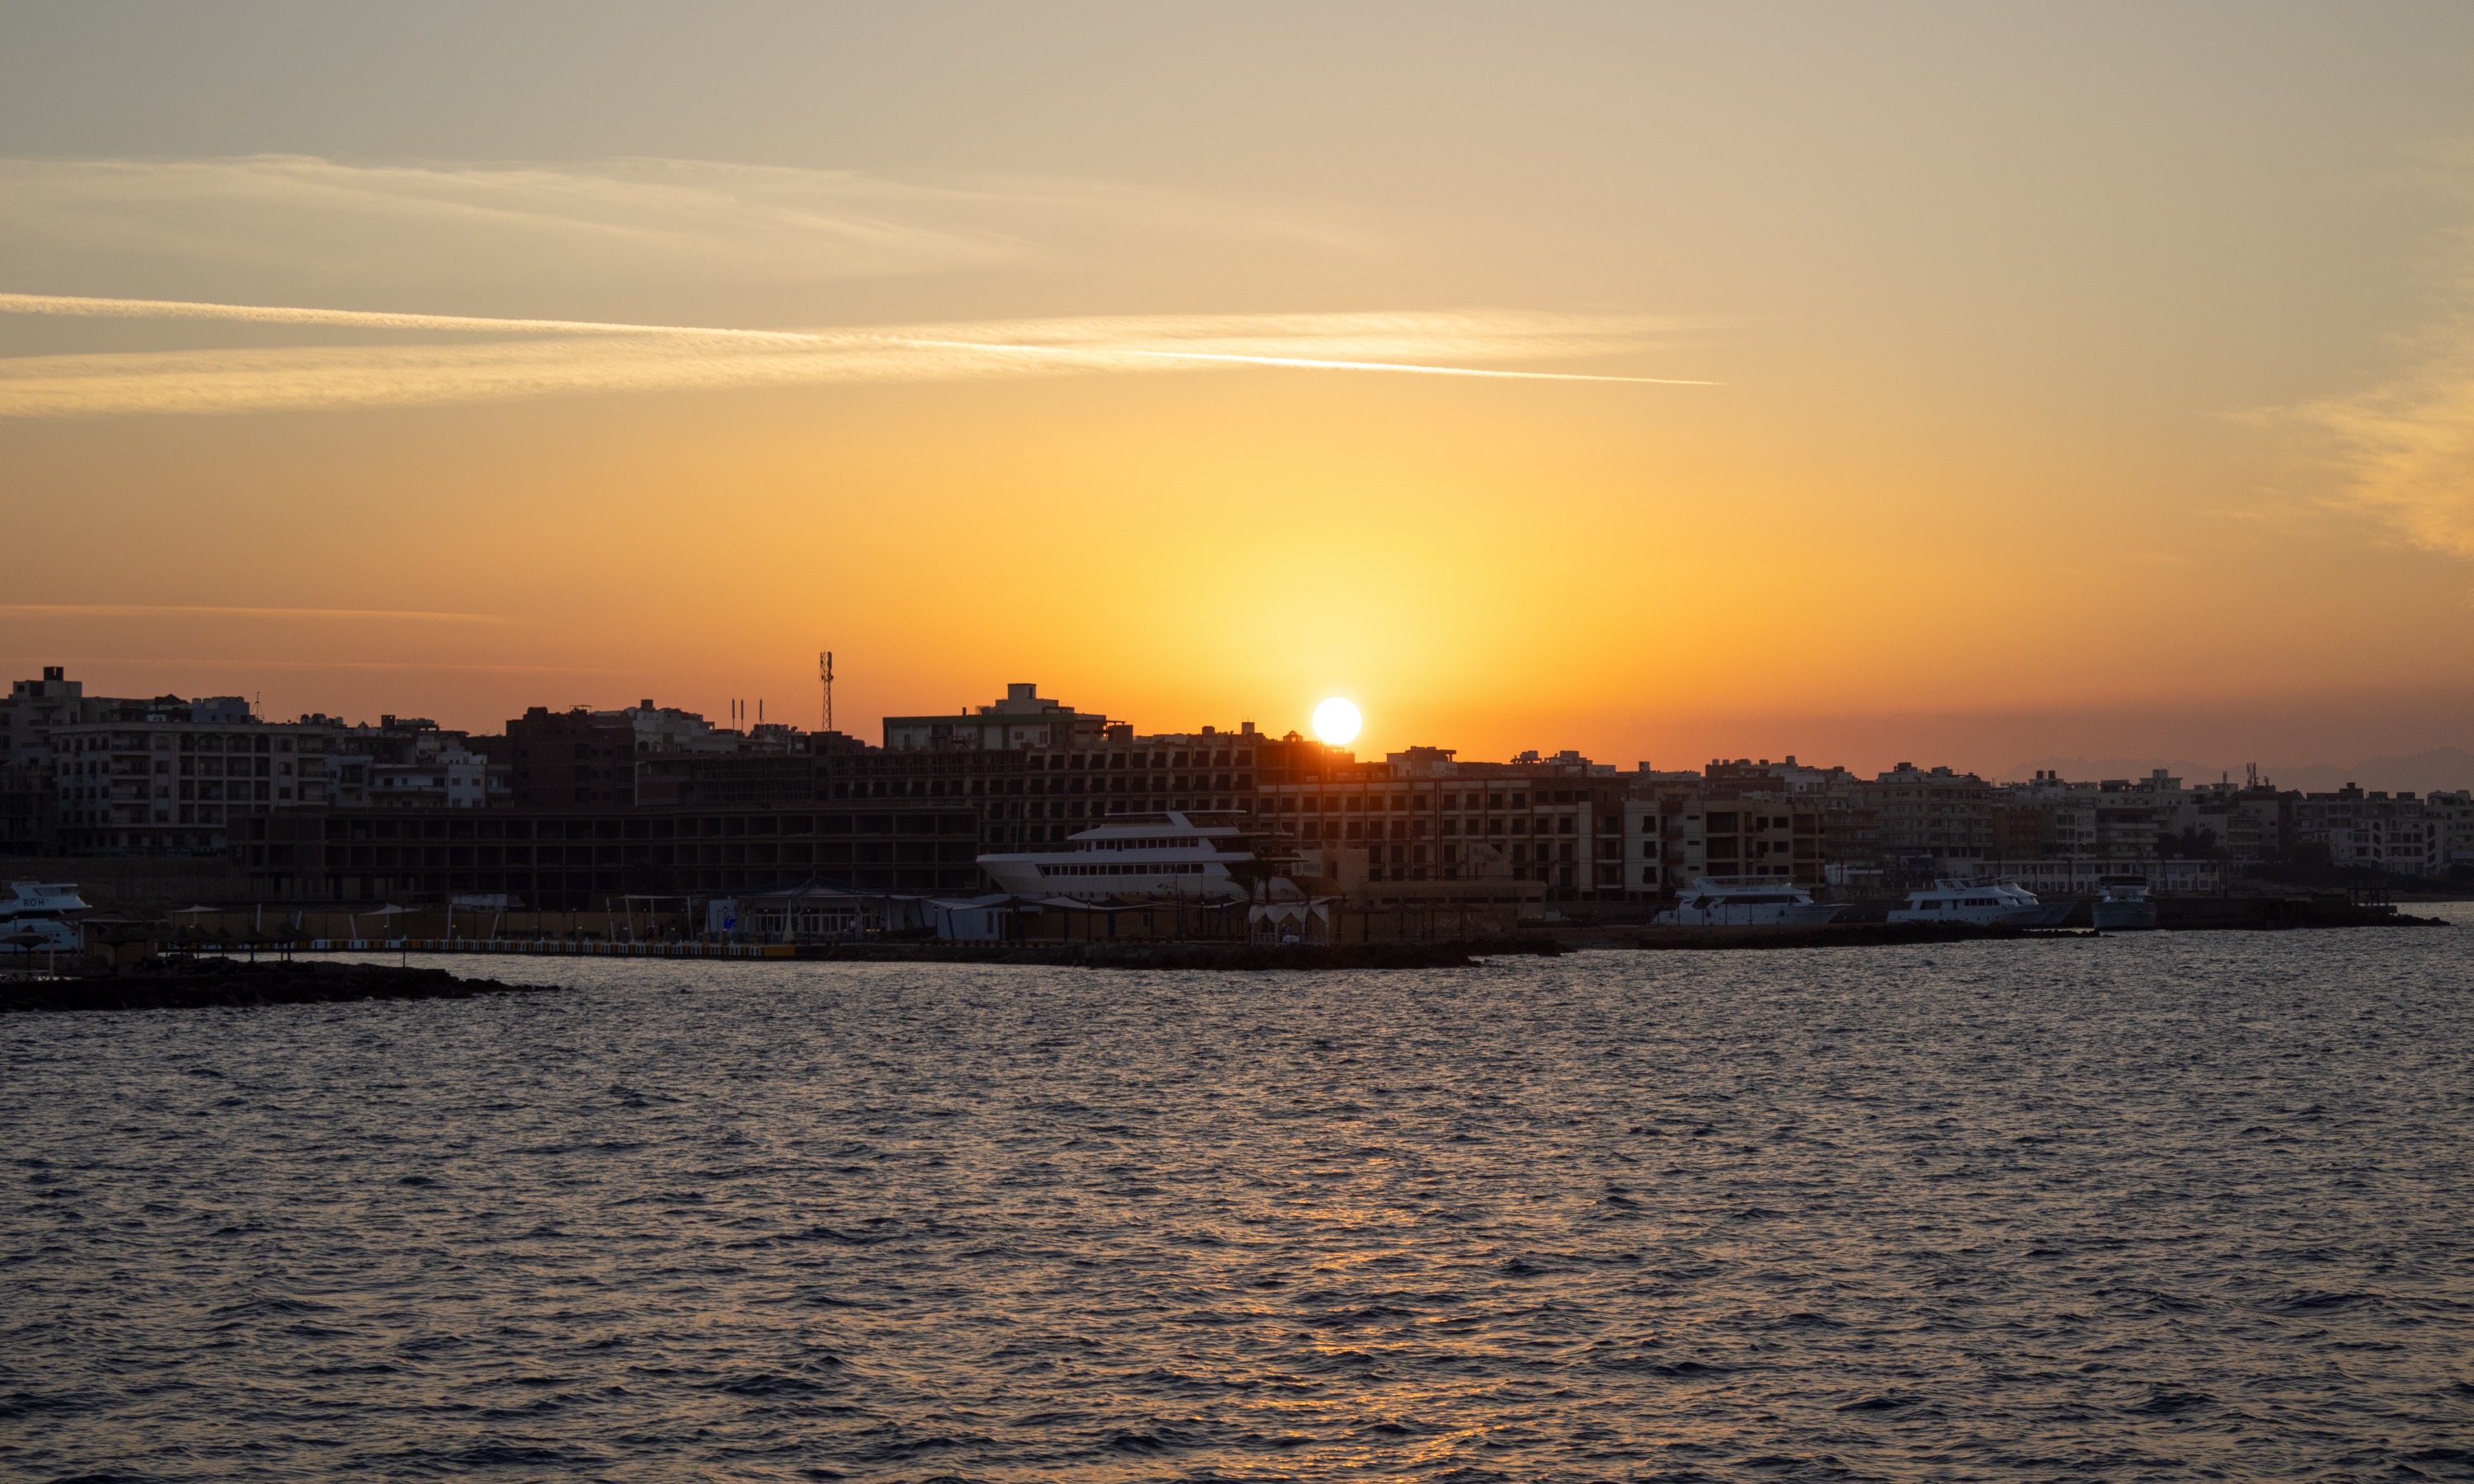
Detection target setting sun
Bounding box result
[1312,697,1362,746]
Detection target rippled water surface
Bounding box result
[7,919,2474,1482]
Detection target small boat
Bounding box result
[0,881,90,954]
[1655,876,1845,927]
[2092,879,2159,932]
[1888,879,2072,928]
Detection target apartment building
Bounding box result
[1865,763,1994,875]
[2293,786,2453,876]
[1253,745,1625,899]
[1624,787,1702,897]
[49,701,346,857]
[232,802,985,906]
[508,700,758,809]
[882,682,1108,753]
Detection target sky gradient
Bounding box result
[5,2,2474,785]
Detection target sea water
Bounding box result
[6,915,2471,1481]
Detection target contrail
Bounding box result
[0,291,1719,415]
[900,336,1716,385]
[0,290,1717,385]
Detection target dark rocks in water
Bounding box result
[1,956,553,1013]
[790,937,1564,971]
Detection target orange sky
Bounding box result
[4,5,2473,782]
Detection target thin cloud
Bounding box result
[2298,330,2474,561]
[0,157,1023,288]
[2286,191,2474,561]
[0,655,621,675]
[0,155,1375,300]
[0,289,812,340]
[0,294,1713,417]
[0,603,506,622]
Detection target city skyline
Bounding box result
[18,661,2474,800]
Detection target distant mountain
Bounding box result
[2001,747,2474,796]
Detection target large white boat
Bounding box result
[977,811,1263,902]
[1654,876,1845,927]
[1,881,91,954]
[1889,879,2072,928]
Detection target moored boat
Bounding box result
[1654,876,1845,927]
[2092,879,2159,931]
[1888,879,2072,928]
[0,881,90,954]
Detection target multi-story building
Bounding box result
[1865,763,1994,877]
[2168,782,2289,862]
[1253,744,1625,900]
[45,696,358,857]
[1699,801,1824,885]
[1691,758,1833,887]
[871,684,1274,851]
[509,700,750,810]
[364,748,504,809]
[1624,782,1703,899]
[2294,787,2449,876]
[2,668,230,853]
[2086,770,2189,861]
[232,801,986,906]
[882,682,1108,754]
[1992,772,2100,858]
[991,721,1267,841]
[327,714,513,810]
[2327,807,2445,875]
[2426,791,2474,869]
[2293,786,2368,862]
[554,683,1273,863]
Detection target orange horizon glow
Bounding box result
[5,13,2474,791]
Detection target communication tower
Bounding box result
[819,650,835,734]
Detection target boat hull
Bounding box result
[1654,903,1845,928]
[0,920,82,952]
[2092,900,2159,931]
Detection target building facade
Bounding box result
[233,802,986,906]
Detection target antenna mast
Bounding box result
[819,650,835,734]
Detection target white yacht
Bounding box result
[1655,876,1845,927]
[1889,879,2072,928]
[0,881,90,954]
[2092,880,2159,932]
[977,811,1263,902]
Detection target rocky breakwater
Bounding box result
[1,956,555,1013]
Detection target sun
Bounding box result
[1311,697,1362,745]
